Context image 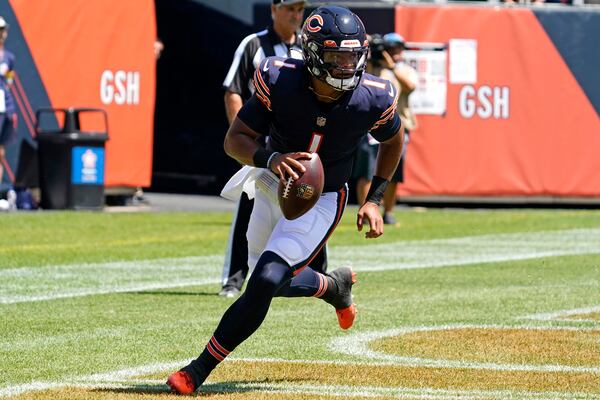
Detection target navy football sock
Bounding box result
[185,251,292,386]
[275,265,333,298]
[274,265,343,306]
[183,334,231,381]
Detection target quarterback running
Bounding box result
[167,5,403,394]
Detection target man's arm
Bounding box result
[374,126,403,180]
[356,126,403,239]
[393,66,416,94]
[223,116,310,181]
[224,91,244,125]
[392,60,417,94]
[382,50,416,94]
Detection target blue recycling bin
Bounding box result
[36,108,109,210]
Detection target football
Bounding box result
[277,153,324,220]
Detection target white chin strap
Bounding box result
[324,75,359,91]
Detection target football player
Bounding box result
[219,0,331,299]
[168,5,403,394]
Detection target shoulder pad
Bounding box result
[362,77,398,131]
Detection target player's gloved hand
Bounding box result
[269,152,312,185]
[356,201,384,239]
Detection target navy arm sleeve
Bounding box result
[236,96,272,135]
[371,113,401,142]
[236,58,273,135]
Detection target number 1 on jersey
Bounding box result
[308,133,323,153]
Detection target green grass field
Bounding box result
[1,207,600,399]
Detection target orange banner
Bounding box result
[10,0,156,188]
[394,6,600,197]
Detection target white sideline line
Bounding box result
[3,357,599,399]
[330,324,600,374]
[1,228,600,304]
[523,306,600,321]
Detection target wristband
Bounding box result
[266,152,281,171]
[365,176,388,206]
[253,147,275,168]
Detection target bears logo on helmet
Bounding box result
[305,14,324,33]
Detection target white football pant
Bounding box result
[247,170,347,272]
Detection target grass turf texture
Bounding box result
[371,327,600,366]
[567,312,600,321]
[1,208,600,399]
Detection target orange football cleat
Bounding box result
[328,266,357,329]
[336,303,357,330]
[167,370,196,395]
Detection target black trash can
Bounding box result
[36,108,109,210]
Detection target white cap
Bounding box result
[0,17,8,30]
[272,0,307,6]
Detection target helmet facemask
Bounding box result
[305,41,367,91]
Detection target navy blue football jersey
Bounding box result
[237,56,401,192]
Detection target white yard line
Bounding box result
[330,324,600,374]
[0,382,66,399]
[523,306,600,321]
[0,256,222,304]
[0,321,204,352]
[2,357,599,399]
[331,228,600,272]
[2,228,599,305]
[0,359,189,398]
